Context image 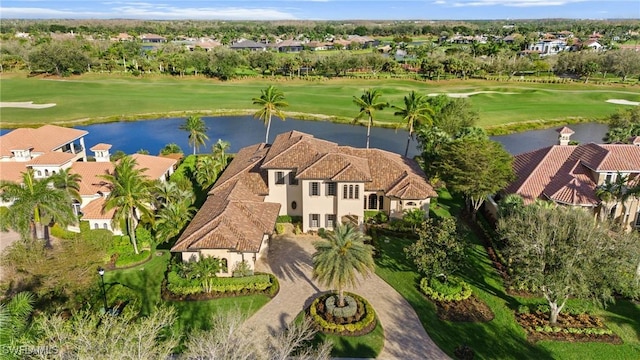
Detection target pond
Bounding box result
[2,117,609,156]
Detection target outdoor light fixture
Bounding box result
[97,267,108,312]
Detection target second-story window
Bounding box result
[275,171,285,185]
[310,182,320,196]
[343,185,348,199]
[289,171,298,185]
[327,182,336,196]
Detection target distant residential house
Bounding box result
[230,39,267,51]
[346,35,380,48]
[584,39,603,51]
[306,41,332,51]
[272,39,304,53]
[171,131,437,275]
[527,39,567,56]
[497,128,640,232]
[140,34,167,43]
[111,33,133,42]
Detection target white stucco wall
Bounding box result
[300,179,338,232]
[264,169,302,216]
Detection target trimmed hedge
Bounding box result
[325,295,358,318]
[420,276,472,302]
[163,272,280,301]
[309,292,377,336]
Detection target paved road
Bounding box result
[243,233,450,360]
[0,230,21,281]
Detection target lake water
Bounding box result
[1,117,609,156]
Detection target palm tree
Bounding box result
[154,200,194,244]
[50,168,82,203]
[312,223,375,307]
[194,155,224,189]
[0,170,76,240]
[180,115,209,155]
[353,89,388,149]
[100,156,153,254]
[0,292,34,351]
[252,85,288,144]
[211,139,231,164]
[393,91,434,157]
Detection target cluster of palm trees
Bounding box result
[248,85,436,159]
[595,172,640,227]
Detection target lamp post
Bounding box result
[97,267,108,312]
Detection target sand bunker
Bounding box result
[0,101,56,109]
[606,99,640,106]
[427,91,517,98]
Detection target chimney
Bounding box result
[556,127,575,146]
[90,143,113,162]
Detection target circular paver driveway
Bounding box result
[243,233,450,359]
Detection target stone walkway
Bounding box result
[243,233,450,360]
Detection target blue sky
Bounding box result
[1,1,638,20]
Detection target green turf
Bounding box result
[374,190,640,360]
[1,73,638,129]
[103,250,270,336]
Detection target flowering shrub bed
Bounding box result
[162,271,279,301]
[420,276,472,302]
[308,292,377,336]
[516,308,621,344]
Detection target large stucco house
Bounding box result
[499,128,640,231]
[0,125,176,234]
[171,130,437,276]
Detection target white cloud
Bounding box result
[447,0,590,7]
[1,4,298,20]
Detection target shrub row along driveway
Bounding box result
[243,233,450,359]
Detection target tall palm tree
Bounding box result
[100,156,153,254]
[180,115,209,155]
[252,85,288,144]
[353,89,388,149]
[154,200,194,244]
[50,168,82,203]
[212,139,231,164]
[0,292,34,352]
[194,155,225,189]
[393,91,434,157]
[312,223,375,307]
[0,170,76,240]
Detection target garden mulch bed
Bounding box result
[516,311,622,344]
[435,294,495,322]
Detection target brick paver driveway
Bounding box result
[243,233,450,360]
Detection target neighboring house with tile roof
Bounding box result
[230,39,267,51]
[0,125,88,206]
[172,131,436,274]
[501,128,640,231]
[70,147,177,233]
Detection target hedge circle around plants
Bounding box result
[420,276,472,302]
[308,292,377,337]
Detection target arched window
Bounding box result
[94,223,99,229]
[103,223,108,229]
[220,258,228,272]
[44,169,49,176]
[378,196,384,210]
[368,195,377,209]
[37,170,42,177]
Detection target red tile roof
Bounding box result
[0,125,87,158]
[505,143,640,206]
[27,152,76,166]
[81,197,116,220]
[70,162,114,196]
[90,143,112,151]
[130,154,177,181]
[557,126,575,135]
[0,162,28,183]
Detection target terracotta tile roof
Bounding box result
[0,162,28,183]
[339,147,437,199]
[505,143,640,206]
[297,153,372,182]
[0,125,87,158]
[80,197,116,220]
[262,131,435,199]
[70,162,114,196]
[90,143,112,151]
[171,182,280,253]
[213,143,269,196]
[27,152,76,166]
[130,154,177,181]
[557,126,575,135]
[630,136,640,145]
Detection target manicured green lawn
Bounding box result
[103,251,270,335]
[295,312,385,358]
[1,73,637,129]
[375,190,640,360]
